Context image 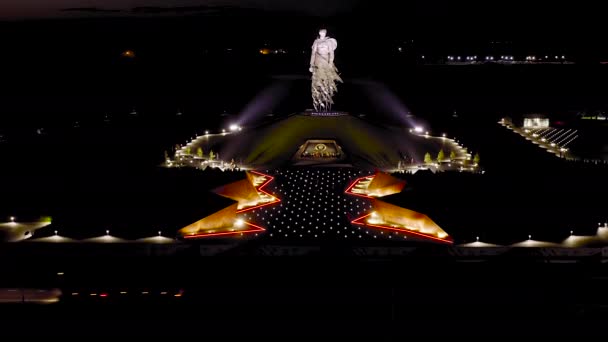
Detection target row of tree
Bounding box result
[424,149,480,165]
[166,147,218,161]
[185,147,216,160]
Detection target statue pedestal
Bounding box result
[304,109,349,117]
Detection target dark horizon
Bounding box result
[1,0,606,36]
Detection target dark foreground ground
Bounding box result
[2,255,608,338]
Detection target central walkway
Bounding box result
[241,167,411,242]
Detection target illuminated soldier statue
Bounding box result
[309,29,343,111]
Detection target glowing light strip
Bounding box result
[344,176,375,198]
[351,213,453,244]
[236,170,281,213]
[183,221,265,239]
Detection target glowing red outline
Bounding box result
[183,221,266,239]
[236,170,281,213]
[351,213,453,244]
[344,175,375,198]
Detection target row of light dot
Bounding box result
[242,168,411,241]
[345,174,428,241]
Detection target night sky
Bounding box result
[1,0,606,38]
[0,0,600,20]
[0,0,359,19]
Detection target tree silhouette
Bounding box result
[450,150,456,161]
[437,149,445,162]
[197,147,204,158]
[424,152,433,164]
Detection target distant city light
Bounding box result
[121,50,135,58]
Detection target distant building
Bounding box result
[523,116,550,129]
